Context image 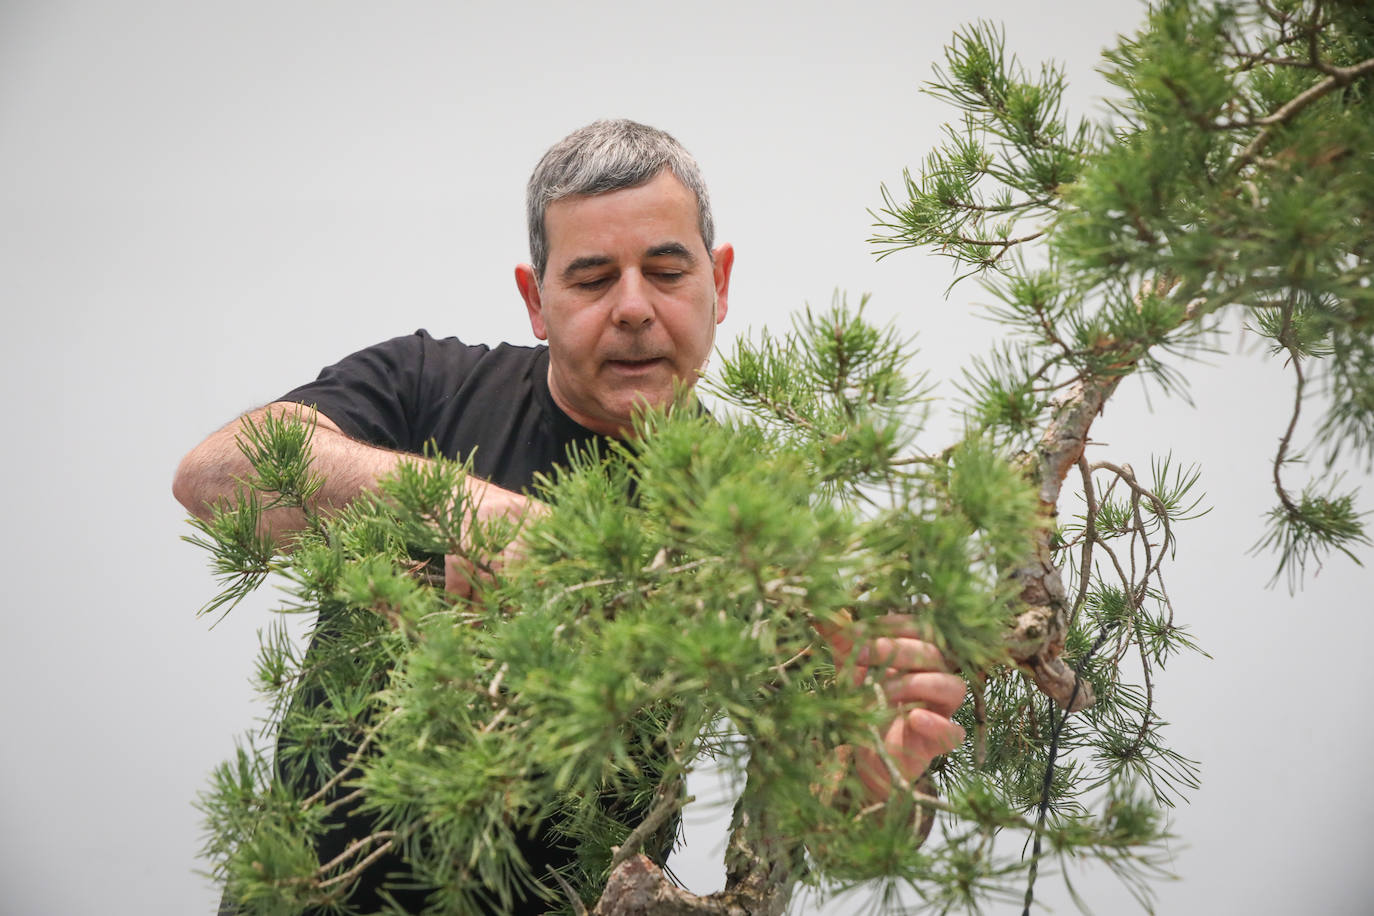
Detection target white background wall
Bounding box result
[1,1,1369,913]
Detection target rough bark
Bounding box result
[1009,373,1124,711]
[592,855,746,916]
[593,764,799,916]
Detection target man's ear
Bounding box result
[710,243,734,324]
[515,263,548,340]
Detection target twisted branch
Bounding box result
[1009,372,1124,711]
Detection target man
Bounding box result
[175,119,965,913]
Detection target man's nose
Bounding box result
[610,272,654,329]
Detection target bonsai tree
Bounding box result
[188,1,1372,911]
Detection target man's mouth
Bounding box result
[605,357,667,370]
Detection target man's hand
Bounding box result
[443,479,548,598]
[818,614,967,804]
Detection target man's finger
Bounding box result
[811,611,856,659]
[857,637,949,673]
[863,613,933,640]
[881,671,967,717]
[852,710,967,800]
[444,554,477,597]
[885,709,966,775]
[444,553,503,597]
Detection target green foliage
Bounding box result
[191,332,1070,913]
[182,409,330,622]
[183,488,277,621]
[234,410,326,510]
[710,294,926,495]
[877,0,1371,584]
[871,21,1093,280]
[1255,478,1372,590]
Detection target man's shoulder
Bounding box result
[403,329,547,365]
[348,329,548,385]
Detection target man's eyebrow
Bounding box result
[645,242,696,263]
[560,255,614,282]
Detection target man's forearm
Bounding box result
[172,402,430,543]
[176,401,543,593]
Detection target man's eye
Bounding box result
[655,272,684,282]
[576,277,612,290]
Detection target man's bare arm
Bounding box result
[172,402,536,557]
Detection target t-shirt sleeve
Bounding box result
[276,330,481,454]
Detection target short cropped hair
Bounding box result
[526,119,715,281]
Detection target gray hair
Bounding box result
[526,119,715,281]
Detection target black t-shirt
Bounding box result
[271,330,618,914]
[279,329,608,493]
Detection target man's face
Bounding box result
[515,170,733,437]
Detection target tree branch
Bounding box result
[950,230,1047,248]
[1009,372,1124,711]
[609,788,695,873]
[298,708,398,812]
[316,834,399,890]
[1231,55,1374,172]
[1272,315,1307,517]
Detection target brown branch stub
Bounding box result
[594,762,800,916]
[592,855,745,916]
[1023,644,1094,713]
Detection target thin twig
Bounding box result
[1272,301,1306,517]
[318,786,366,816]
[950,230,1047,249]
[1021,623,1117,916]
[1068,457,1099,634]
[1133,616,1157,752]
[546,864,589,916]
[299,708,399,811]
[314,830,397,876]
[316,836,399,890]
[552,557,720,604]
[480,706,511,735]
[973,673,988,771]
[1128,473,1153,601]
[608,786,695,873]
[940,194,1055,214]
